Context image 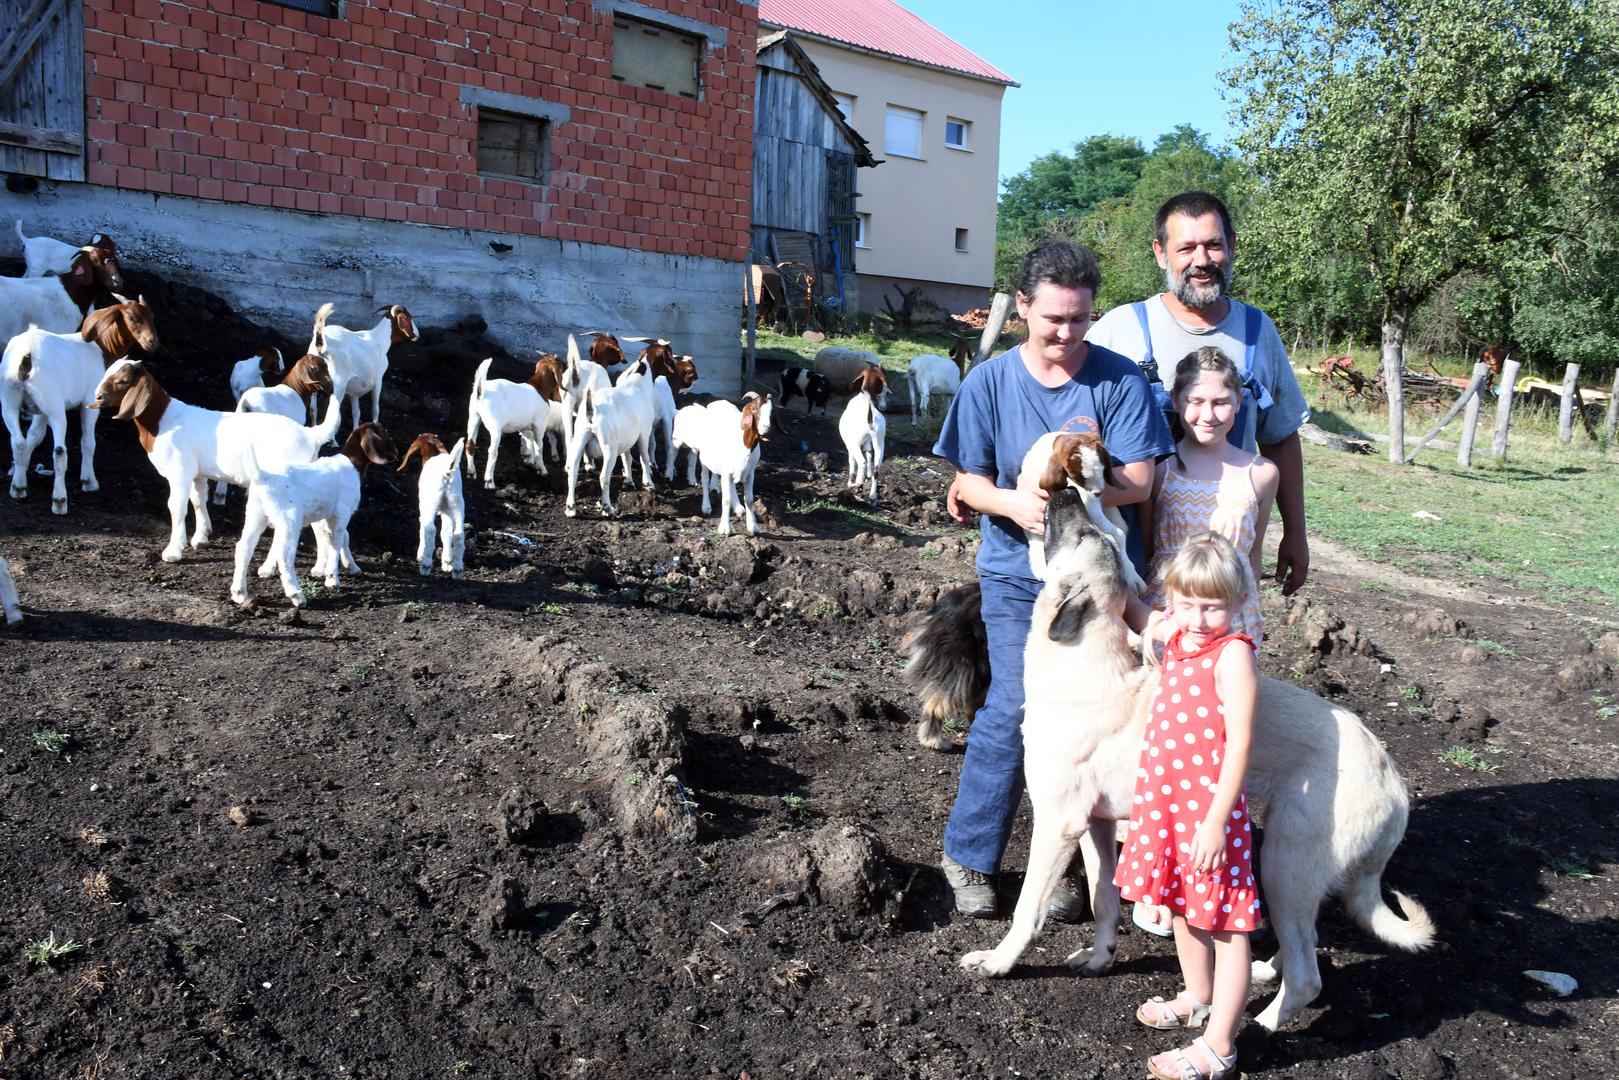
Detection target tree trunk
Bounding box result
[1381,306,1410,464]
[974,292,1015,369]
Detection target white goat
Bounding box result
[564,336,657,518]
[236,352,333,425]
[306,301,419,432]
[230,347,284,403]
[907,338,970,425]
[231,423,397,607]
[838,383,887,506]
[399,433,468,578]
[91,359,343,563]
[2,297,160,514]
[559,342,611,469]
[0,247,123,344]
[684,392,774,536]
[0,554,21,625]
[465,355,557,489]
[14,220,121,280]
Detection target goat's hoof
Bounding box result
[1251,960,1280,985]
[450,570,464,580]
[257,564,277,580]
[483,481,495,490]
[959,951,1014,978]
[50,498,67,515]
[9,486,26,499]
[289,594,307,609]
[418,565,432,577]
[564,506,577,518]
[81,480,98,493]
[231,590,249,606]
[161,549,184,563]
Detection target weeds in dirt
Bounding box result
[78,826,109,848]
[1439,746,1500,773]
[347,664,373,681]
[722,681,743,693]
[786,497,888,525]
[920,547,941,560]
[24,931,84,967]
[1593,693,1617,721]
[1505,832,1600,879]
[540,603,566,616]
[1400,685,1422,701]
[816,666,846,682]
[626,771,646,786]
[1465,636,1518,658]
[73,961,126,996]
[404,601,426,616]
[31,729,70,754]
[452,1063,472,1075]
[299,576,324,600]
[811,600,834,619]
[781,794,809,818]
[82,870,118,903]
[943,718,962,734]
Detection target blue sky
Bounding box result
[902,1,1243,186]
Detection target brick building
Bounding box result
[1,0,758,388]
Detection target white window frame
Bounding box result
[855,212,871,249]
[884,105,924,159]
[831,91,855,122]
[945,117,970,151]
[954,227,970,253]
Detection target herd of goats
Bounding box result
[0,220,975,618]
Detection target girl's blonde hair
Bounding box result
[1161,531,1249,605]
[1170,345,1242,401]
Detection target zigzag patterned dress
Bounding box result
[1144,457,1264,645]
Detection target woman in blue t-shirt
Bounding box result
[934,239,1174,918]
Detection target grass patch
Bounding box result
[1438,745,1500,774]
[1505,831,1601,879]
[31,730,70,754]
[1298,376,1619,605]
[24,931,84,967]
[780,794,809,818]
[785,497,890,526]
[539,602,566,616]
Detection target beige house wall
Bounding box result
[790,38,1005,307]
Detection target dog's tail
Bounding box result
[901,583,989,751]
[1343,881,1436,952]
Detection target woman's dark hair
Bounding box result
[1014,239,1102,299]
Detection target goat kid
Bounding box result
[838,376,886,506]
[399,433,468,578]
[230,346,285,402]
[1019,431,1145,592]
[92,359,342,562]
[684,392,773,536]
[2,296,160,514]
[14,220,122,282]
[307,301,419,432]
[779,367,832,414]
[0,247,125,345]
[0,554,21,625]
[907,337,971,424]
[465,355,557,489]
[231,423,397,607]
[564,342,657,518]
[236,352,333,425]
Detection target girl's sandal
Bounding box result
[1134,990,1211,1030]
[1147,1036,1237,1080]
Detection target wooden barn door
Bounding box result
[0,0,85,181]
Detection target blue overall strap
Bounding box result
[1133,301,1174,415]
[1229,302,1273,449]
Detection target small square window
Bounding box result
[945,118,970,150]
[954,228,969,252]
[613,13,702,99]
[832,92,855,122]
[885,105,924,159]
[855,213,871,248]
[477,110,549,185]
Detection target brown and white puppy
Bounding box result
[1018,431,1143,591]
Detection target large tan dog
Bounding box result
[907,489,1434,1031]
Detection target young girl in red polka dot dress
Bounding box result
[1116,532,1259,1080]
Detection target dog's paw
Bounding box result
[1063,945,1116,976]
[1250,959,1279,984]
[958,950,1014,978]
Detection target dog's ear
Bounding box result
[1037,454,1067,493]
[1047,588,1093,643]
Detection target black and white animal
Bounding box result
[779,366,832,414]
[904,489,1434,1032]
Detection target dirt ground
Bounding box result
[1,266,1616,1080]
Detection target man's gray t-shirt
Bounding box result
[1087,295,1310,450]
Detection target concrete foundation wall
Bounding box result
[856,272,991,317]
[3,184,745,394]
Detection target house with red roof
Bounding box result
[758,0,1015,314]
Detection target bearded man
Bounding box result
[1087,191,1312,596]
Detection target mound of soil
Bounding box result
[0,266,1615,1078]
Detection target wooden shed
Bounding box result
[752,30,876,323]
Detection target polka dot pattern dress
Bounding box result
[1114,628,1261,933]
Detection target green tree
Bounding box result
[997,135,1147,237]
[1227,0,1619,461]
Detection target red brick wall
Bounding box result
[82,0,756,261]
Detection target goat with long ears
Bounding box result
[399,433,468,578]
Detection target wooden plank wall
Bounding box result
[751,55,836,245]
[0,0,85,181]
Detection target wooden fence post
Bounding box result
[1406,361,1488,463]
[1458,361,1488,468]
[742,259,758,394]
[1605,367,1619,443]
[1558,363,1581,443]
[974,292,1014,369]
[1491,358,1523,461]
